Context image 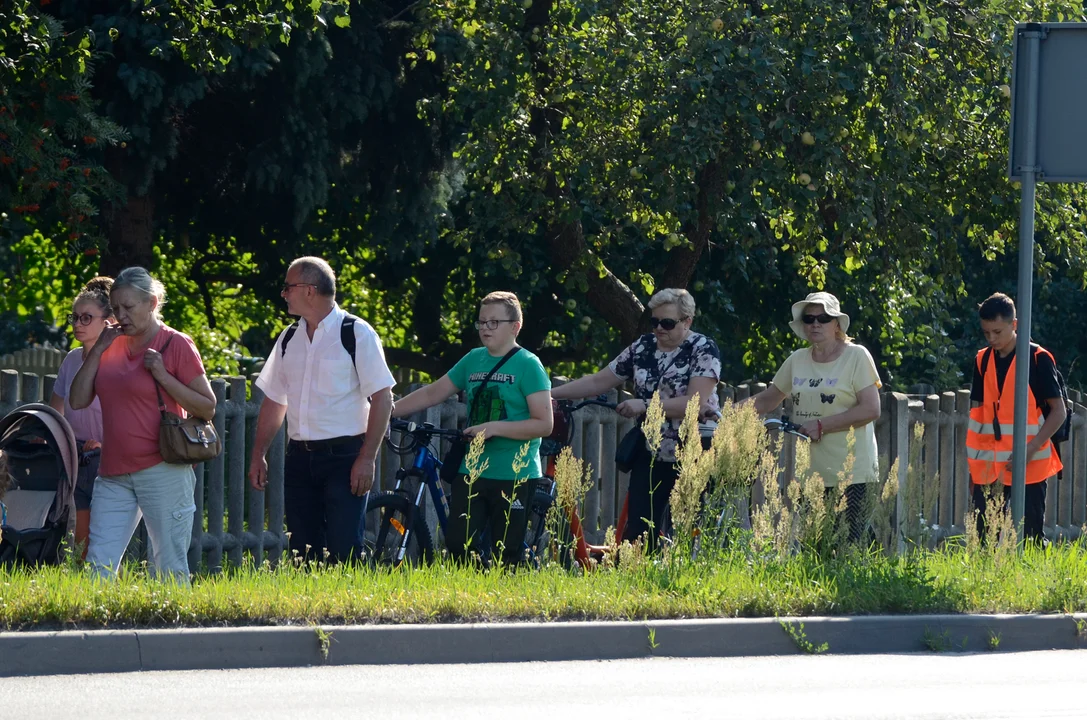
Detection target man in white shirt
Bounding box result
[248,257,395,563]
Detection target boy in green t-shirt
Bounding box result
[391,292,553,565]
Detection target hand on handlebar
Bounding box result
[798,419,822,442]
[616,399,646,419]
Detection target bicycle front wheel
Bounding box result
[363,492,434,567]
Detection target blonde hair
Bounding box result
[480,291,523,323]
[113,267,166,318]
[648,288,696,319]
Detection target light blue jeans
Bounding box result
[87,462,197,584]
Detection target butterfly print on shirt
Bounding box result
[820,392,836,404]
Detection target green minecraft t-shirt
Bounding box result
[447,346,551,481]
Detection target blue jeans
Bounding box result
[284,435,366,563]
[87,462,197,583]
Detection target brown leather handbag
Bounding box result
[154,334,221,464]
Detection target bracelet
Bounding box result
[817,420,823,438]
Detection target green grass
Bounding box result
[2,542,1086,630]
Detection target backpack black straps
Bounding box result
[340,314,357,366]
[279,313,358,366]
[280,323,299,358]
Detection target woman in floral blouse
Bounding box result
[551,288,721,548]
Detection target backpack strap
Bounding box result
[279,323,299,358]
[341,314,358,366]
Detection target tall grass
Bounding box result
[2,400,1083,629]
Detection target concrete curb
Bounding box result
[2,614,1086,677]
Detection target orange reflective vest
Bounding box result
[965,346,1062,486]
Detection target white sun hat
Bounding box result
[789,291,850,341]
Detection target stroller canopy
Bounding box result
[0,403,78,530]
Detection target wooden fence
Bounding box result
[1,369,1084,570]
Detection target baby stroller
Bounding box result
[0,403,78,566]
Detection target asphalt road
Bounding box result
[2,651,1085,719]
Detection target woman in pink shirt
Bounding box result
[70,267,216,583]
[50,276,113,557]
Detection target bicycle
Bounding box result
[362,419,465,566]
[533,395,622,568]
[367,419,552,567]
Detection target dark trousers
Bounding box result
[447,474,534,566]
[284,435,365,563]
[825,483,869,543]
[972,481,1047,542]
[624,455,680,550]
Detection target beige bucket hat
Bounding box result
[789,291,850,341]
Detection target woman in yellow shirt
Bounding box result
[750,292,881,540]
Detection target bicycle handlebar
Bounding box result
[385,419,466,456]
[763,416,811,441]
[558,394,618,413]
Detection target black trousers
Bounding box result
[284,435,366,563]
[623,455,679,550]
[972,481,1047,542]
[824,483,869,544]
[447,474,534,566]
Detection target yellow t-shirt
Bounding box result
[772,344,882,485]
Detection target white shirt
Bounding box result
[256,304,396,441]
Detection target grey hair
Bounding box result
[112,267,166,317]
[289,256,337,297]
[647,288,696,319]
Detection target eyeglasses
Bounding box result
[649,317,685,331]
[802,313,836,325]
[281,282,316,293]
[474,319,516,331]
[67,312,104,327]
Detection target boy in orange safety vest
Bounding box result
[965,293,1065,542]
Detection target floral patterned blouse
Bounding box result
[609,331,722,462]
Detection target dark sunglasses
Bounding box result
[802,313,836,325]
[281,282,316,293]
[649,317,685,331]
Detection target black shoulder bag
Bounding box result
[440,347,521,484]
[614,337,692,472]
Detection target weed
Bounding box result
[647,626,659,650]
[314,625,333,661]
[922,627,965,652]
[1075,618,1087,639]
[780,620,828,654]
[987,630,1001,651]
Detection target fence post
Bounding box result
[886,392,910,554]
[938,392,956,533]
[1073,403,1087,531]
[582,407,602,543]
[922,395,940,530]
[953,389,971,534]
[42,374,57,404]
[203,379,228,572]
[227,377,247,567]
[20,373,40,405]
[0,369,19,416]
[261,386,287,567]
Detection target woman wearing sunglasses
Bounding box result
[551,288,721,549]
[49,276,114,557]
[750,291,881,540]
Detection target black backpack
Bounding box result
[979,343,1071,443]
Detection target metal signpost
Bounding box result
[1008,23,1087,531]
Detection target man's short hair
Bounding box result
[289,257,337,297]
[480,291,523,323]
[978,292,1016,322]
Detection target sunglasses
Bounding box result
[281,282,316,293]
[649,317,685,331]
[802,313,836,325]
[67,312,104,327]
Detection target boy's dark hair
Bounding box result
[978,292,1016,322]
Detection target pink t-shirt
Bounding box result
[94,326,207,476]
